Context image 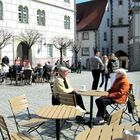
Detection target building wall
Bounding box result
[111,0,129,54]
[98,2,111,56]
[0,0,75,66]
[77,31,96,68]
[129,0,140,71]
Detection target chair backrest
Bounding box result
[58,93,77,106]
[23,69,32,79]
[107,109,124,125]
[0,115,11,140]
[50,82,54,94]
[9,94,29,114]
[8,94,30,132]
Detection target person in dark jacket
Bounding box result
[107,53,119,86]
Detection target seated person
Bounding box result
[95,68,129,121]
[53,66,86,111]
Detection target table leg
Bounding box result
[89,96,93,128]
[56,119,60,140]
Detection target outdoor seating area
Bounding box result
[0,71,140,140]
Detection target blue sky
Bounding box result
[76,0,90,4]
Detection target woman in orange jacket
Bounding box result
[95,68,129,121]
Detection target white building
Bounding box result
[0,0,75,66]
[76,0,107,69]
[76,0,130,69]
[109,0,130,68]
[129,0,140,71]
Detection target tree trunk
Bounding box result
[75,51,78,68]
[60,48,63,64]
[0,49,2,61]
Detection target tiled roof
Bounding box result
[76,0,108,31]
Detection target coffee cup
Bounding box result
[80,85,86,91]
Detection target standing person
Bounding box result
[99,55,110,91]
[89,50,104,90]
[107,53,119,86]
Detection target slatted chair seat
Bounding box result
[0,115,37,140]
[8,94,46,138]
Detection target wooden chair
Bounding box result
[0,114,37,140]
[8,94,46,138]
[107,109,124,125]
[58,93,77,106]
[49,82,60,105]
[109,84,133,121]
[127,90,140,125]
[23,69,32,85]
[58,93,85,137]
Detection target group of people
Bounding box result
[52,50,130,124]
[90,50,120,91]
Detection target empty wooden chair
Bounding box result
[107,109,124,125]
[0,114,37,140]
[8,94,46,138]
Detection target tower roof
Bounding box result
[76,0,108,31]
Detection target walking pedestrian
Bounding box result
[99,55,110,91]
[89,50,104,90]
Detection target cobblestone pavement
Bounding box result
[0,71,140,140]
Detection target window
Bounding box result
[118,18,123,25]
[37,9,45,26]
[64,15,70,29]
[107,18,109,27]
[47,44,53,57]
[102,48,105,55]
[118,36,124,43]
[18,5,28,23]
[64,0,70,3]
[82,32,89,40]
[82,47,89,56]
[118,0,123,5]
[104,32,107,41]
[106,48,109,56]
[0,1,3,20]
[23,6,28,23]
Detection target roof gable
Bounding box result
[76,0,108,31]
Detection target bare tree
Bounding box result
[71,40,81,67]
[0,30,12,59]
[18,30,42,58]
[52,36,73,64]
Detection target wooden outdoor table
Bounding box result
[77,90,108,128]
[36,105,81,140]
[75,125,140,140]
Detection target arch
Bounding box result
[115,50,128,57]
[17,42,32,64]
[115,50,128,69]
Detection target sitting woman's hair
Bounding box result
[116,68,126,76]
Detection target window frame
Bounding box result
[118,36,124,44]
[82,32,89,40]
[118,17,123,25]
[0,1,3,20]
[47,44,53,57]
[64,15,70,29]
[18,5,28,23]
[81,47,90,56]
[37,9,45,26]
[118,0,123,5]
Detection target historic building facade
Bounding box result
[0,0,75,66]
[129,0,140,71]
[76,0,130,69]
